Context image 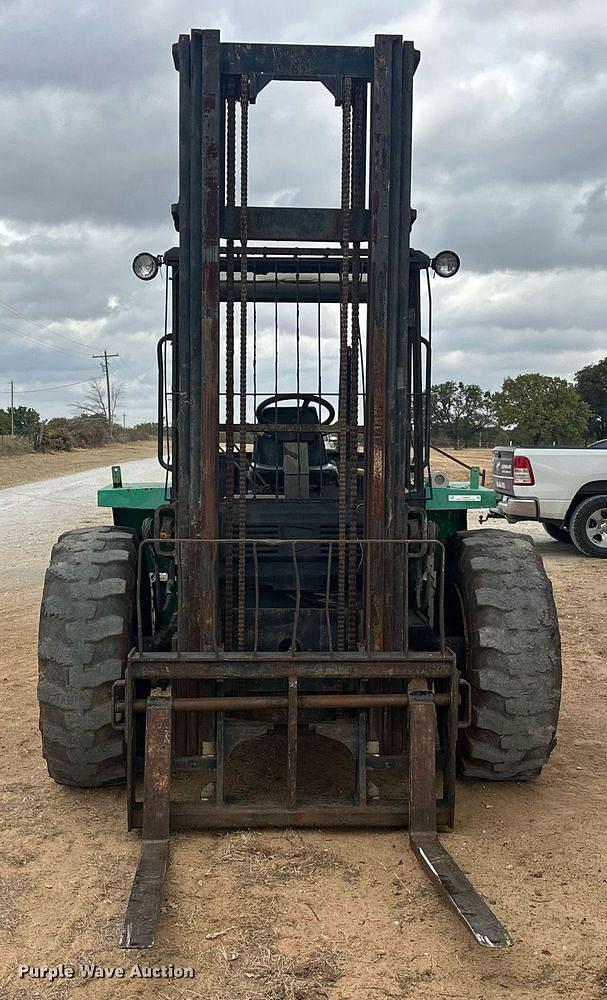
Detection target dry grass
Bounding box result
[0,438,156,489]
[228,942,343,1000]
[395,967,434,996]
[0,436,31,456]
[211,900,345,1000]
[0,874,28,931]
[429,446,495,486]
[0,979,70,1000]
[194,837,350,999]
[202,831,359,888]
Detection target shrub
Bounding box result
[67,415,110,448]
[0,435,32,456]
[37,418,74,452]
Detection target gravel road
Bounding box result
[0,458,159,591]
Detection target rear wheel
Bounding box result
[447,529,561,780]
[38,526,137,787]
[569,495,607,558]
[542,522,572,545]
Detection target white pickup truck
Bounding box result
[492,440,607,557]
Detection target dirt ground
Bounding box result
[430,447,495,486]
[0,440,156,490]
[1,454,606,1000]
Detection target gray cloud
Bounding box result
[0,0,606,422]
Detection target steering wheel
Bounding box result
[255,393,335,425]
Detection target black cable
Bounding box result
[0,318,91,359]
[0,297,96,350]
[1,376,98,394]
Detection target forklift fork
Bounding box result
[120,680,511,950]
[120,688,172,949]
[408,681,512,949]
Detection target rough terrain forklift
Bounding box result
[37,32,562,951]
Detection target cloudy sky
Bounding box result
[0,0,605,423]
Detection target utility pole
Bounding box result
[93,350,119,439]
[10,380,14,436]
[123,412,126,430]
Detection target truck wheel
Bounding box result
[542,522,572,545]
[568,495,607,558]
[38,526,137,787]
[447,529,561,781]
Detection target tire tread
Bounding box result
[38,526,137,787]
[452,528,561,781]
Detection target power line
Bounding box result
[0,318,91,359]
[0,376,97,395]
[0,296,94,351]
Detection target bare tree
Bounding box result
[77,379,123,421]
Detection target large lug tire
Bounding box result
[568,495,607,558]
[38,526,137,788]
[448,529,561,781]
[542,522,572,545]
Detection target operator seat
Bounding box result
[250,399,338,497]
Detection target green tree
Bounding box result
[0,405,40,436]
[431,381,495,448]
[575,356,607,439]
[493,373,590,446]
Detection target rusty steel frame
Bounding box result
[172,31,427,659]
[124,653,458,831]
[120,659,510,949]
[135,537,447,657]
[121,32,513,952]
[407,682,512,948]
[121,688,172,949]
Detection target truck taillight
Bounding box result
[513,455,535,486]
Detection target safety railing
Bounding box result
[136,536,446,657]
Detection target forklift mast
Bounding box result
[167,33,427,656]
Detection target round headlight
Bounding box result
[432,250,460,278]
[132,252,159,281]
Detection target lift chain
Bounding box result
[348,79,365,649]
[238,73,250,651]
[224,80,237,651]
[337,76,352,652]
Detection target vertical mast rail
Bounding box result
[396,44,416,505]
[193,30,222,749]
[180,30,205,754]
[365,38,392,651]
[187,29,203,653]
[199,29,221,650]
[175,34,192,665]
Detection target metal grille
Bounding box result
[137,536,445,656]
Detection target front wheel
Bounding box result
[447,529,562,781]
[569,495,607,558]
[38,526,137,787]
